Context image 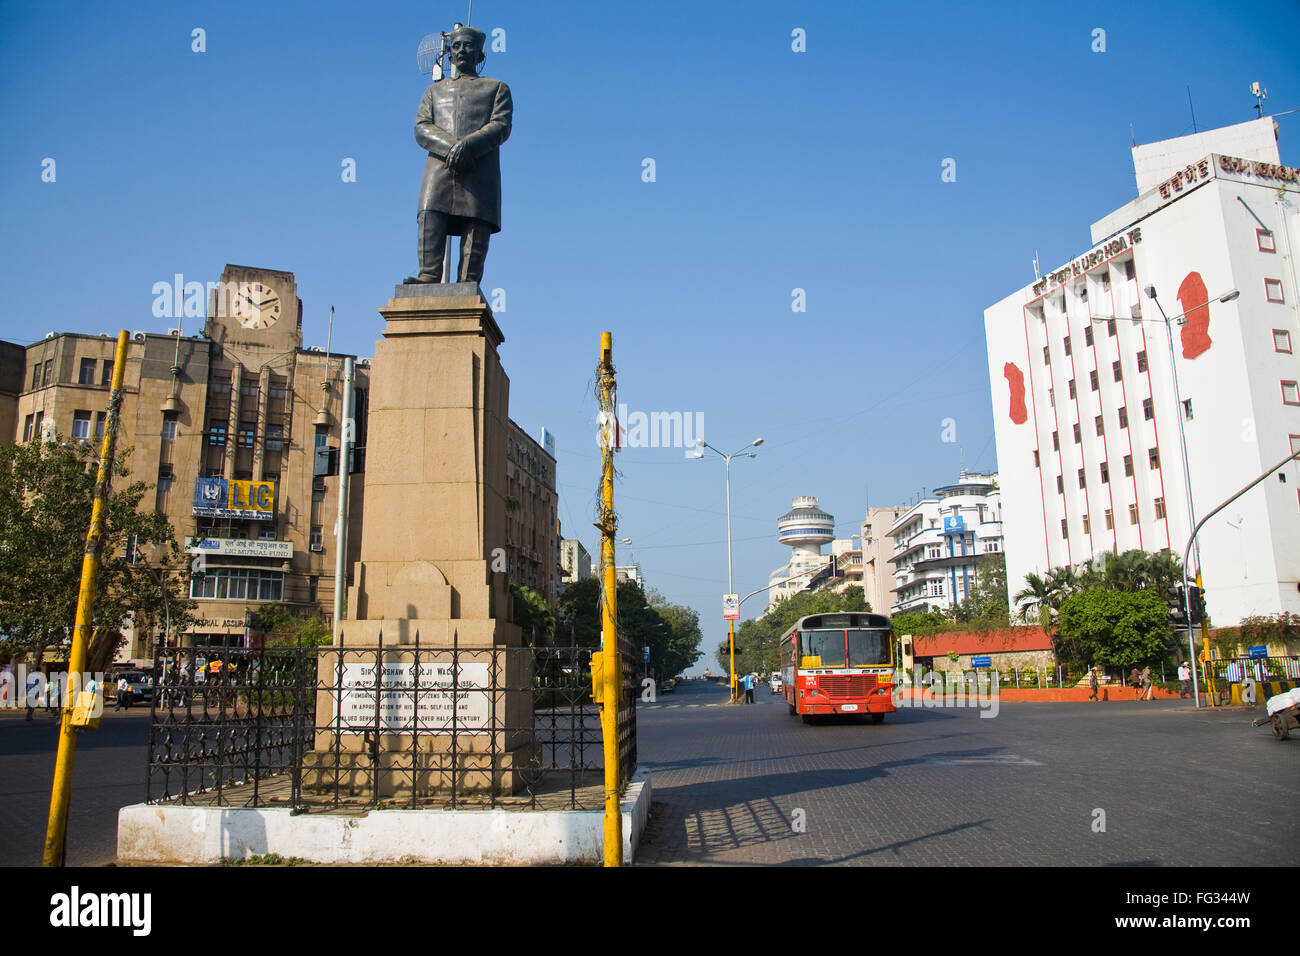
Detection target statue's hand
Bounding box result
[445,141,471,170]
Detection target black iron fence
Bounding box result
[146,634,638,812]
[1202,654,1300,702]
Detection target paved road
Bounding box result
[634,679,1300,866]
[0,708,152,867]
[3,680,1296,868]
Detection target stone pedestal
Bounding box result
[305,283,533,799]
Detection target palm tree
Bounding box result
[1013,572,1057,636]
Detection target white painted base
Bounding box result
[118,768,651,866]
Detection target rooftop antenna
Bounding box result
[314,306,333,427]
[1186,85,1198,133]
[1032,249,1041,281]
[1251,81,1268,118]
[1129,122,1136,148]
[161,314,184,413]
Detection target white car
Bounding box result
[771,676,783,694]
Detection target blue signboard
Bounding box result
[971,655,992,668]
[1248,645,1268,659]
[943,516,965,534]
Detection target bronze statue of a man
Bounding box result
[404,25,512,285]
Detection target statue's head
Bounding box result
[449,25,486,75]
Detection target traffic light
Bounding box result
[1168,586,1188,628]
[1187,586,1206,625]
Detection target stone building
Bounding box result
[1,264,561,661]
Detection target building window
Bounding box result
[95,413,105,440]
[1137,350,1148,373]
[1283,381,1300,406]
[1084,325,1094,346]
[237,423,256,448]
[1124,454,1133,477]
[208,421,227,446]
[23,414,35,441]
[1182,398,1193,420]
[310,525,323,550]
[1275,329,1293,353]
[1061,518,1069,538]
[100,361,114,386]
[1073,423,1081,443]
[1129,503,1139,525]
[1082,514,1090,534]
[315,427,328,449]
[79,358,96,384]
[269,381,290,403]
[1068,379,1077,399]
[190,568,284,602]
[1258,229,1275,252]
[1056,475,1064,493]
[1052,431,1059,451]
[1105,509,1113,530]
[1107,319,1117,337]
[1100,461,1109,484]
[1090,369,1099,391]
[1291,435,1300,456]
[1043,346,1050,364]
[1149,447,1160,469]
[43,359,53,386]
[31,364,40,389]
[161,415,178,441]
[1143,398,1154,420]
[1124,260,1135,280]
[1078,468,1086,488]
[1265,279,1285,303]
[1118,407,1128,428]
[1033,449,1040,468]
[1064,336,1072,356]
[210,376,231,396]
[240,379,260,400]
[1048,388,1054,408]
[1154,497,1166,520]
[1095,414,1104,436]
[266,424,285,451]
[72,411,91,440]
[1113,360,1122,382]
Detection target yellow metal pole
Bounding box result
[1197,570,1215,707]
[44,330,129,867]
[729,619,736,703]
[596,331,622,867]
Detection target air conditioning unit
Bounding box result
[310,544,325,553]
[132,331,147,342]
[168,328,181,336]
[357,358,370,367]
[1130,303,1142,319]
[45,332,55,339]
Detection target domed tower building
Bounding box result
[766,496,835,612]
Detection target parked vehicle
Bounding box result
[660,678,676,694]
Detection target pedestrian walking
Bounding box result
[1130,667,1142,700]
[1088,667,1099,701]
[1178,661,1193,699]
[1141,665,1154,701]
[115,675,129,712]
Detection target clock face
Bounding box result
[234,282,282,329]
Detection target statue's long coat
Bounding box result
[414,74,512,232]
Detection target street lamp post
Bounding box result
[693,436,763,702]
[1144,285,1239,707]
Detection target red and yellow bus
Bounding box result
[779,612,896,723]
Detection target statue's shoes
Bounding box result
[402,274,440,284]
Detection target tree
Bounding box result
[1055,587,1174,669]
[555,579,702,679]
[950,552,1010,629]
[890,607,952,637]
[511,582,554,645]
[0,438,193,672]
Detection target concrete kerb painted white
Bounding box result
[118,767,651,866]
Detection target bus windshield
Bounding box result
[847,629,891,666]
[800,630,847,667]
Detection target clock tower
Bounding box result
[205,264,302,351]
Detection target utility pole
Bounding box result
[594,332,622,867]
[44,330,128,866]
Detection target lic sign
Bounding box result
[192,477,276,520]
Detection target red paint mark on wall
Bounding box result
[1177,271,1212,359]
[1004,362,1027,424]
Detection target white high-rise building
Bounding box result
[888,473,1003,614]
[766,496,835,611]
[984,117,1300,625]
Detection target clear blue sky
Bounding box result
[2,0,1297,673]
